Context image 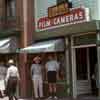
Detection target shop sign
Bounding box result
[37,8,90,31]
[48,2,69,18]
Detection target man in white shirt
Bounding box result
[45,55,59,99]
[6,59,20,100]
[31,56,43,100]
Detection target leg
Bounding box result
[0,90,3,98]
[53,83,57,96]
[48,83,53,96]
[9,96,13,100]
[38,76,43,98]
[33,76,39,98]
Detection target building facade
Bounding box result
[1,0,100,99]
[25,0,100,98]
[17,0,100,98]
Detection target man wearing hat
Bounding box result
[31,56,43,100]
[5,59,20,100]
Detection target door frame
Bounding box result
[71,33,96,97]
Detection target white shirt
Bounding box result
[0,66,7,80]
[31,64,42,77]
[0,66,7,90]
[45,60,59,72]
[6,65,20,82]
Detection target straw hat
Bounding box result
[8,59,14,64]
[33,56,41,62]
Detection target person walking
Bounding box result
[45,55,59,99]
[0,61,7,98]
[31,56,43,100]
[5,59,20,100]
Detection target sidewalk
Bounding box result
[0,96,99,100]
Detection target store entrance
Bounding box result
[75,47,98,96]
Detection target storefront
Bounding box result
[20,39,71,97]
[19,0,100,98]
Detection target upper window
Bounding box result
[6,0,16,17]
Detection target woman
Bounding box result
[31,56,44,100]
[0,61,7,98]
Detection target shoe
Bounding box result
[35,98,39,100]
[47,96,52,100]
[54,96,58,100]
[40,97,44,100]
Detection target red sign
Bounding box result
[37,8,89,30]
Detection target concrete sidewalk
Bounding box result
[0,96,99,100]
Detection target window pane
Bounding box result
[7,0,16,17]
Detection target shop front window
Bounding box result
[28,52,68,97]
[5,0,16,17]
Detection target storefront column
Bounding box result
[19,54,27,97]
[97,31,100,97]
[0,0,5,28]
[65,38,71,96]
[71,37,77,98]
[17,0,33,98]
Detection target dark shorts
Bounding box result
[47,71,57,83]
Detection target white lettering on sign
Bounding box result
[37,8,90,31]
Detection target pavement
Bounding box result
[0,96,99,100]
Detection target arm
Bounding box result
[30,65,33,78]
[56,62,60,80]
[5,68,10,83]
[45,63,48,81]
[17,68,20,80]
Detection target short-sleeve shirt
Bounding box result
[31,64,42,77]
[6,65,20,82]
[0,66,7,80]
[45,60,59,72]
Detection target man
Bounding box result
[0,61,7,98]
[31,56,43,100]
[5,59,20,100]
[45,55,59,99]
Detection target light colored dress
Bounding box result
[0,66,7,90]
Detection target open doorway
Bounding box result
[75,46,98,96]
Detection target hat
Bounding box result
[33,56,41,62]
[8,59,14,64]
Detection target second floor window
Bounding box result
[6,0,16,17]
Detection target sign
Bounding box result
[37,8,90,31]
[48,2,69,18]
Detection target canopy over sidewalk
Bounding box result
[20,39,64,53]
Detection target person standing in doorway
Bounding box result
[45,55,59,99]
[31,56,43,100]
[0,61,7,98]
[5,59,20,100]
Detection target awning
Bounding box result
[0,37,18,53]
[20,39,64,53]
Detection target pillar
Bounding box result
[0,0,5,28]
[16,0,34,98]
